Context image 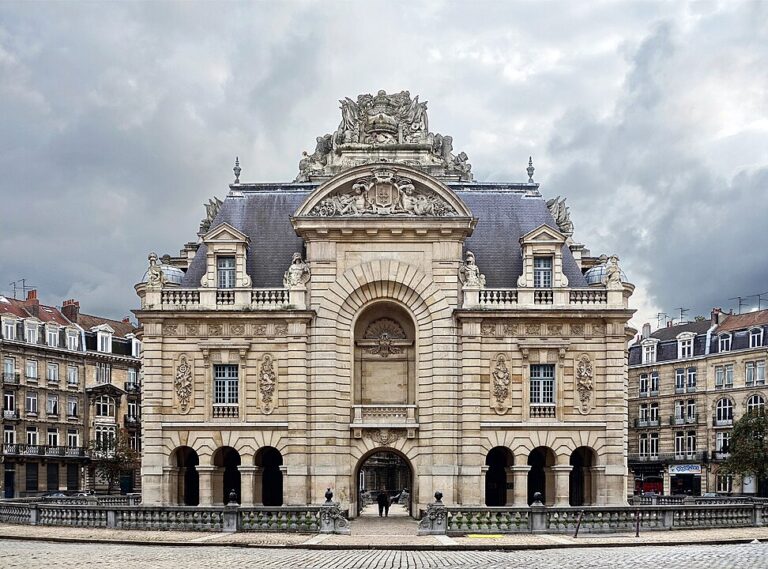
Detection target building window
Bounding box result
[674,400,684,421]
[46,393,58,415]
[715,364,733,388]
[95,395,115,418]
[46,363,59,384]
[687,431,696,455]
[639,374,648,396]
[26,324,38,344]
[25,391,38,414]
[642,342,657,364]
[67,397,78,418]
[26,426,38,446]
[95,425,116,448]
[3,357,14,378]
[97,332,112,353]
[639,433,649,456]
[678,338,693,359]
[717,474,733,493]
[3,319,16,340]
[687,399,696,420]
[3,391,15,412]
[675,369,685,392]
[719,334,732,352]
[649,402,659,423]
[67,429,79,447]
[213,364,239,404]
[67,365,78,386]
[650,371,659,394]
[687,367,697,390]
[529,364,555,405]
[533,257,553,288]
[716,398,733,422]
[716,431,731,454]
[649,432,659,458]
[746,361,765,386]
[3,425,15,444]
[127,368,138,386]
[96,363,111,384]
[747,394,765,414]
[129,433,140,452]
[217,256,236,289]
[127,400,138,419]
[66,331,79,351]
[675,431,685,458]
[46,327,59,347]
[130,338,141,358]
[26,463,38,492]
[639,403,648,422]
[26,360,38,380]
[750,328,764,348]
[47,428,58,447]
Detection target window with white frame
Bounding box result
[642,342,657,364]
[95,395,115,417]
[746,361,766,386]
[650,371,659,394]
[129,433,139,452]
[717,473,733,493]
[716,398,733,421]
[533,257,553,288]
[95,362,111,384]
[127,400,137,419]
[25,391,37,414]
[675,431,685,457]
[687,399,696,419]
[716,431,731,454]
[67,396,78,418]
[750,328,764,349]
[46,393,58,415]
[639,403,649,422]
[3,425,15,444]
[94,425,115,448]
[25,324,38,344]
[26,359,38,380]
[67,429,79,447]
[715,364,733,388]
[725,364,733,387]
[217,256,236,289]
[97,331,112,353]
[66,330,79,351]
[686,431,696,455]
[3,391,15,412]
[674,400,684,420]
[649,402,659,423]
[213,364,239,405]
[26,426,38,446]
[46,363,59,383]
[639,374,649,396]
[67,365,78,386]
[747,394,765,414]
[127,368,138,386]
[46,327,58,347]
[3,319,15,340]
[687,367,697,389]
[678,337,693,359]
[649,432,659,457]
[719,334,732,352]
[529,364,555,405]
[675,369,685,391]
[3,357,14,378]
[130,337,141,358]
[639,433,649,456]
[47,428,58,447]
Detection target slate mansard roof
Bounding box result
[181,182,588,290]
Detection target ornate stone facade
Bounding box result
[135,91,635,514]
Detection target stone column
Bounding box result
[479,465,489,506]
[238,466,258,506]
[590,466,606,505]
[663,469,671,496]
[162,466,180,505]
[196,466,216,507]
[211,467,225,505]
[553,465,573,507]
[504,467,515,505]
[511,465,530,507]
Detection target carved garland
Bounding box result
[491,354,511,415]
[575,354,594,414]
[259,354,277,415]
[174,355,193,414]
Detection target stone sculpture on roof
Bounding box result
[283,253,311,288]
[296,90,473,182]
[546,196,574,237]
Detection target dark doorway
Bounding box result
[47,463,59,492]
[569,447,596,506]
[119,471,134,494]
[356,450,413,517]
[172,446,199,506]
[485,447,513,506]
[67,464,80,492]
[26,463,38,494]
[527,446,555,505]
[671,474,701,496]
[255,447,283,506]
[4,465,15,498]
[214,446,241,504]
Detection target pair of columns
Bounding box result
[166,465,265,506]
[509,464,572,507]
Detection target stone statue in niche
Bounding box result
[459,251,486,288]
[174,355,193,414]
[492,354,510,415]
[576,354,594,414]
[283,253,311,287]
[146,252,166,289]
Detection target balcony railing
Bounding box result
[634,418,660,428]
[161,289,200,307]
[124,415,139,428]
[533,290,553,305]
[478,289,518,308]
[2,372,20,385]
[251,289,291,309]
[530,404,556,419]
[474,287,610,308]
[2,409,20,420]
[124,382,140,394]
[713,416,734,427]
[569,289,608,304]
[1,444,87,458]
[669,414,698,426]
[629,451,708,464]
[351,405,418,427]
[159,287,292,310]
[212,404,239,419]
[712,451,730,461]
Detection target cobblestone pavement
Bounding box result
[1,539,768,568]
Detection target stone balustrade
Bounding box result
[472,287,614,309]
[0,501,349,534]
[418,500,767,535]
[351,404,418,426]
[156,287,294,310]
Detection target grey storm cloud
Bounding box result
[0,1,766,330]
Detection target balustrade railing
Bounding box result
[478,289,518,308]
[252,289,291,308]
[529,404,556,418]
[351,405,417,425]
[216,290,235,305]
[160,289,200,307]
[212,404,239,419]
[533,290,553,305]
[2,372,20,385]
[569,289,608,305]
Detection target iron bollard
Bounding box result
[574,509,584,538]
[635,509,640,537]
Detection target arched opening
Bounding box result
[170,446,199,506]
[569,446,597,506]
[255,446,283,506]
[354,449,413,519]
[213,446,241,505]
[485,447,513,506]
[527,446,556,505]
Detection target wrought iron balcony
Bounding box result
[713,416,733,427]
[2,408,20,420]
[2,372,20,385]
[124,382,140,394]
[124,414,140,429]
[1,443,87,458]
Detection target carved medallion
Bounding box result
[525,323,541,336]
[164,324,178,336]
[363,318,406,357]
[274,323,288,337]
[364,428,403,446]
[548,324,563,336]
[208,323,222,336]
[502,322,518,337]
[231,324,245,336]
[571,324,584,336]
[481,322,496,337]
[491,354,510,415]
[259,354,277,415]
[575,354,594,414]
[174,355,193,414]
[254,324,267,336]
[185,323,199,337]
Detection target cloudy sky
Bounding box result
[0,1,766,331]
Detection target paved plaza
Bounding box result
[1,539,768,568]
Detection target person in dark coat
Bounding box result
[376,489,390,517]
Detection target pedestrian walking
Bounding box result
[376,489,390,517]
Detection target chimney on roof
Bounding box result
[641,323,651,339]
[24,289,40,317]
[62,299,80,323]
[122,317,130,324]
[711,307,723,326]
[667,320,672,328]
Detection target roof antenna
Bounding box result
[233,156,241,184]
[655,312,668,330]
[675,307,689,324]
[526,156,535,183]
[750,291,768,311]
[728,296,747,315]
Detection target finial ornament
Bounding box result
[527,156,535,183]
[233,156,241,184]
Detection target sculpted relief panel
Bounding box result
[174,355,193,414]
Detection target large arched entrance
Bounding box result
[354,449,414,518]
[213,446,241,505]
[170,446,199,506]
[569,446,597,506]
[527,446,556,505]
[255,446,283,506]
[485,447,513,506]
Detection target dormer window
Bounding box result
[719,334,732,352]
[533,257,553,288]
[217,256,236,289]
[129,336,141,358]
[66,330,79,351]
[25,324,38,344]
[750,328,764,348]
[2,319,15,340]
[641,340,658,364]
[677,333,695,359]
[47,327,59,347]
